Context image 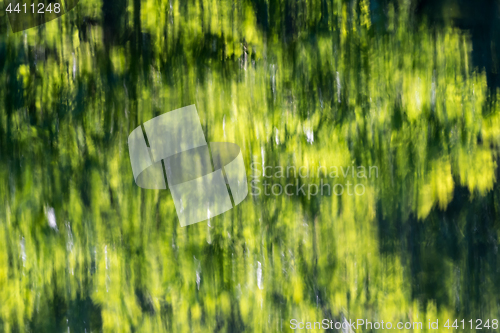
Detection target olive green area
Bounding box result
[0,0,500,332]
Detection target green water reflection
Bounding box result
[1,0,500,332]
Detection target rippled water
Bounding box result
[1,0,500,332]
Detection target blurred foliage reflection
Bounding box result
[1,0,500,332]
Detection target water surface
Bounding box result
[0,0,500,332]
